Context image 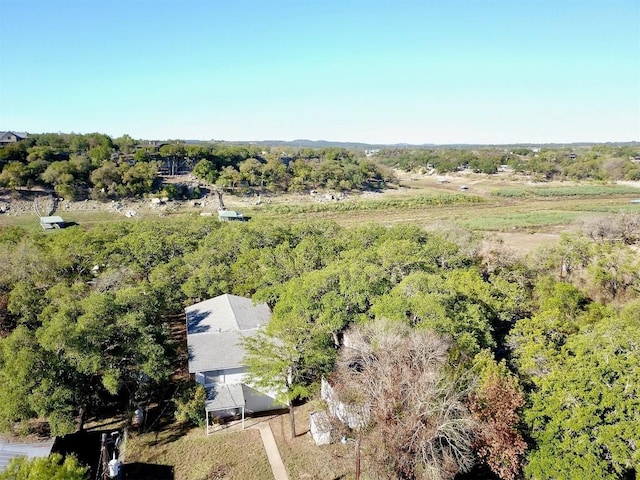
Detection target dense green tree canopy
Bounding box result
[1,134,394,199]
[0,453,88,480]
[0,211,638,478]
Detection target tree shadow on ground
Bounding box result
[137,401,193,447]
[53,430,122,479]
[123,462,174,480]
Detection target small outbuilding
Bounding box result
[218,209,246,222]
[0,131,28,145]
[39,216,65,230]
[310,411,332,446]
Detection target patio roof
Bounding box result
[205,383,245,413]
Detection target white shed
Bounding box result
[310,411,332,446]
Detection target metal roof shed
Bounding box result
[40,216,65,230]
[218,209,245,221]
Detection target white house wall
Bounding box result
[196,367,246,387]
[242,384,281,413]
[195,368,282,413]
[224,368,245,384]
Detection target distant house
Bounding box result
[497,164,514,173]
[135,141,167,153]
[0,131,28,146]
[365,149,380,157]
[185,294,281,434]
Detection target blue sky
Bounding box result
[1,0,638,144]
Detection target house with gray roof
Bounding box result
[185,294,281,433]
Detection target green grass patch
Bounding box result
[458,210,583,231]
[570,204,640,214]
[253,194,483,215]
[0,210,195,234]
[491,185,640,198]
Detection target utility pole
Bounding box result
[355,435,361,480]
[96,433,109,480]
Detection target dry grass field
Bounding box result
[245,172,639,254]
[267,402,360,480]
[123,403,366,480]
[123,424,272,480]
[2,172,639,264]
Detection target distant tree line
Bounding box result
[193,146,392,194]
[0,133,393,200]
[377,145,640,180]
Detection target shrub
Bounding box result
[174,382,206,427]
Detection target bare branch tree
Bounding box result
[581,213,640,245]
[332,319,476,480]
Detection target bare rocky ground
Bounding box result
[0,184,223,219]
[0,193,164,218]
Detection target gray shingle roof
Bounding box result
[186,294,271,374]
[186,294,270,335]
[187,329,258,373]
[0,439,55,473]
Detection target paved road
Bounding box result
[253,423,289,480]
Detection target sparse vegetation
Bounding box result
[491,185,640,197]
[255,193,482,215]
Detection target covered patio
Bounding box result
[205,383,246,435]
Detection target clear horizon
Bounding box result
[1,0,638,145]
